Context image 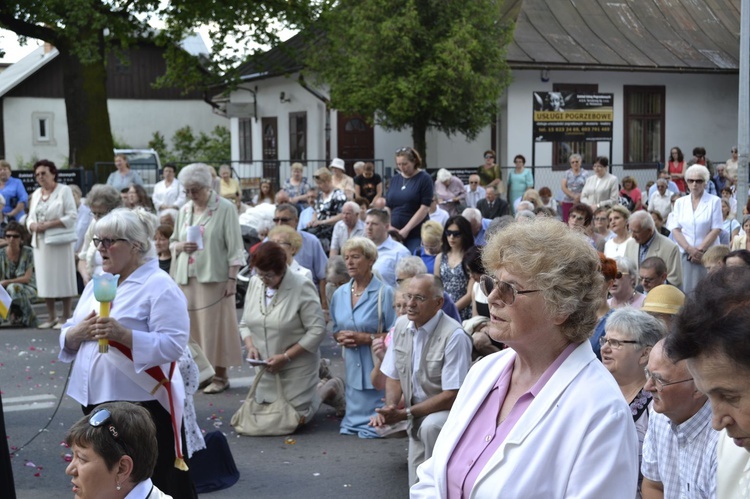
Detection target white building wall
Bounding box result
[4,96,227,167]
[4,97,68,166]
[505,69,739,167]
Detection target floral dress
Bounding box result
[439,255,470,321]
[282,177,310,206]
[0,246,37,327]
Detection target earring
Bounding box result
[116,481,121,491]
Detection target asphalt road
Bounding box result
[1,316,410,498]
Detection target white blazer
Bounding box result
[411,342,639,498]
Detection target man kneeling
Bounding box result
[370,274,472,485]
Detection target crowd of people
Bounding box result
[1,145,749,498]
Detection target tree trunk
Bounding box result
[411,119,428,169]
[58,38,113,172]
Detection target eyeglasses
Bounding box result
[4,234,20,239]
[184,187,205,195]
[640,275,657,285]
[273,217,292,223]
[615,271,628,279]
[644,368,693,392]
[403,293,430,303]
[479,275,540,305]
[687,178,705,184]
[469,181,479,185]
[34,171,49,177]
[88,408,133,457]
[256,271,279,281]
[599,336,639,349]
[445,230,461,238]
[92,237,128,249]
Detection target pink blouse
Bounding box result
[445,343,578,498]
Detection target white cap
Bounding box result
[329,158,345,170]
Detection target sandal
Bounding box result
[203,376,230,394]
[38,320,57,329]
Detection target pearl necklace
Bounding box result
[351,275,373,297]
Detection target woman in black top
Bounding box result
[385,147,433,252]
[155,224,173,274]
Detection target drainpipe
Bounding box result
[298,74,331,162]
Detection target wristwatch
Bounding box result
[405,407,413,421]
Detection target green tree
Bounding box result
[306,0,513,161]
[149,126,230,164]
[0,1,314,170]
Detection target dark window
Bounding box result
[239,118,252,161]
[38,119,47,139]
[624,86,665,166]
[289,112,307,161]
[552,83,598,168]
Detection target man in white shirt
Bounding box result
[641,339,718,498]
[371,274,472,485]
[664,268,750,499]
[365,208,410,287]
[428,194,450,227]
[464,174,485,209]
[648,178,676,219]
[330,201,365,256]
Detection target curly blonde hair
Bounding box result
[482,217,603,343]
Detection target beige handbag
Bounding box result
[231,367,302,436]
[188,340,215,386]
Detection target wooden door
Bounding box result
[337,114,374,174]
[261,117,278,180]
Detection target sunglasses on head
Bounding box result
[88,408,133,457]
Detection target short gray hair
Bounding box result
[461,207,481,224]
[486,215,514,239]
[87,184,123,212]
[656,178,668,186]
[437,168,452,183]
[343,201,361,214]
[178,163,213,189]
[684,164,710,183]
[569,153,582,163]
[326,255,348,283]
[515,209,535,221]
[411,273,444,299]
[275,203,299,220]
[615,256,638,286]
[606,308,666,347]
[395,256,428,278]
[95,207,158,262]
[629,210,655,231]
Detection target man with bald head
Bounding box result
[641,339,718,498]
[464,174,485,209]
[371,274,472,485]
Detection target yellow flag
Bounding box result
[0,284,10,319]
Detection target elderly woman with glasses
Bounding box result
[331,237,396,438]
[172,163,245,395]
[601,308,665,498]
[412,217,638,498]
[386,147,434,252]
[59,208,197,498]
[608,257,645,309]
[0,221,37,327]
[560,153,591,223]
[27,159,78,329]
[65,402,173,499]
[671,164,723,294]
[78,185,124,285]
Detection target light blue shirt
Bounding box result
[294,231,328,283]
[330,277,396,390]
[74,203,93,253]
[106,170,144,192]
[474,218,493,246]
[373,236,410,287]
[649,181,680,197]
[297,207,315,231]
